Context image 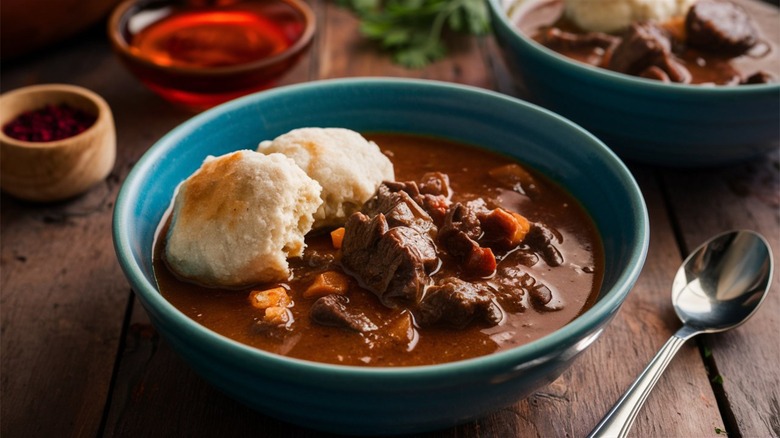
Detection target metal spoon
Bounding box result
[588,229,773,438]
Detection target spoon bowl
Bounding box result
[590,229,773,438]
[673,231,773,332]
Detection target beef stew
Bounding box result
[154,133,604,366]
[517,0,778,85]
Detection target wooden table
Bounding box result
[2,3,778,437]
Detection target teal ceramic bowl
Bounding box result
[488,0,780,167]
[113,78,649,435]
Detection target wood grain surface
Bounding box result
[1,1,777,437]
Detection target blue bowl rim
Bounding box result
[487,0,780,96]
[113,77,650,382]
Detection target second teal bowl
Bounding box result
[488,0,780,167]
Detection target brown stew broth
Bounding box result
[154,134,603,366]
[518,0,778,85]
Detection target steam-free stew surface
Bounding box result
[154,134,603,366]
[517,0,778,85]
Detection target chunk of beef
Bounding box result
[439,203,481,241]
[304,250,335,268]
[741,71,774,84]
[492,265,530,313]
[418,194,450,225]
[466,198,490,213]
[529,283,553,307]
[340,212,436,306]
[524,223,564,267]
[686,0,758,55]
[652,54,692,83]
[608,22,690,83]
[608,23,671,74]
[383,180,421,199]
[494,265,563,312]
[381,177,452,226]
[382,226,438,271]
[416,277,503,328]
[538,27,620,51]
[639,65,671,82]
[417,173,452,224]
[638,61,695,83]
[419,172,451,198]
[438,203,497,277]
[361,183,434,235]
[529,281,563,311]
[310,294,378,332]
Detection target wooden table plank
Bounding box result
[0,192,126,438]
[0,34,135,438]
[0,27,198,438]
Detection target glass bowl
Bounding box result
[108,0,316,110]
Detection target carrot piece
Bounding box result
[480,208,531,249]
[248,287,291,310]
[385,311,417,347]
[466,246,496,278]
[509,211,531,244]
[330,227,345,249]
[263,306,292,326]
[304,271,350,298]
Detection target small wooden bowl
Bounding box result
[0,84,116,202]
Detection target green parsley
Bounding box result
[337,0,491,68]
[711,374,724,385]
[703,346,712,358]
[715,426,727,435]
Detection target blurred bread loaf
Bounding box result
[564,0,696,33]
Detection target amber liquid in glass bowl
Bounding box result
[113,0,312,109]
[131,7,292,68]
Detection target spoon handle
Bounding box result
[587,325,698,438]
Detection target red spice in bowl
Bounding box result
[0,83,116,201]
[3,103,97,142]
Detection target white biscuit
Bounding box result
[564,0,696,33]
[165,150,322,287]
[258,128,395,228]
